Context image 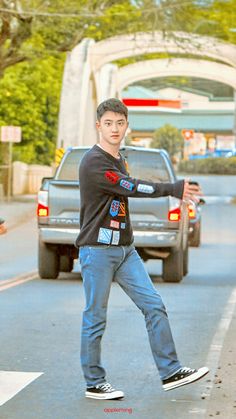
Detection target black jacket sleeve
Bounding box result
[88,155,184,200]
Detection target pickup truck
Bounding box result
[37,146,189,283]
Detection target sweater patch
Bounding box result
[105,171,120,184]
[112,230,120,245]
[97,228,112,244]
[110,220,120,229]
[110,200,120,217]
[120,179,134,191]
[137,184,155,194]
[118,201,126,217]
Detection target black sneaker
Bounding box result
[162,366,209,391]
[85,382,124,400]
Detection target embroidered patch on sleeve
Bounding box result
[110,200,120,217]
[110,220,120,229]
[120,179,134,191]
[118,202,126,217]
[97,228,112,244]
[112,230,120,245]
[120,223,126,229]
[105,171,120,184]
[137,184,155,194]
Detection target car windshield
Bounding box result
[121,149,171,182]
[56,149,89,180]
[56,147,172,183]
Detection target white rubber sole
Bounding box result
[163,366,209,391]
[85,390,124,400]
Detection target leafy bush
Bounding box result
[178,157,236,175]
[150,124,183,158]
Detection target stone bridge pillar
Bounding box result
[57,38,97,148]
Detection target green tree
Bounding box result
[0,0,142,166]
[0,55,64,164]
[0,0,235,168]
[151,124,183,158]
[196,0,236,44]
[0,0,142,76]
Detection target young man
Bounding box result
[76,98,209,400]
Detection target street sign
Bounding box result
[1,126,22,143]
[182,129,194,141]
[0,126,22,201]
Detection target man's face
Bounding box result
[96,111,128,146]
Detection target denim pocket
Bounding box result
[79,246,90,266]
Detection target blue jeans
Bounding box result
[79,244,181,387]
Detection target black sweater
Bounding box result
[75,145,184,247]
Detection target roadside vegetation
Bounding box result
[150,124,183,158]
[178,157,236,175]
[0,0,235,165]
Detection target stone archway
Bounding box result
[117,58,236,93]
[90,32,236,71]
[57,32,236,148]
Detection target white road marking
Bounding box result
[0,371,43,406]
[190,287,236,417]
[0,271,38,292]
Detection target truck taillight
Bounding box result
[37,204,49,217]
[188,203,196,219]
[168,207,181,221]
[37,191,49,217]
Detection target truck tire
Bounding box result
[190,221,201,247]
[38,239,59,279]
[163,247,183,283]
[183,242,189,276]
[60,255,74,272]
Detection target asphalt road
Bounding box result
[0,200,236,419]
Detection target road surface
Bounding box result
[0,198,236,419]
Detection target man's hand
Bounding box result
[182,180,203,204]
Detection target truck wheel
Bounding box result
[60,255,74,272]
[163,247,183,283]
[38,239,59,279]
[190,221,201,247]
[183,243,189,276]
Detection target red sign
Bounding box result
[1,126,22,143]
[122,98,181,109]
[182,129,194,140]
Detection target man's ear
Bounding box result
[96,120,100,131]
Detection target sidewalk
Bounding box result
[0,195,37,230]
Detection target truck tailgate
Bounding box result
[129,196,178,230]
[48,181,80,225]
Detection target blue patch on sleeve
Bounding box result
[120,179,134,191]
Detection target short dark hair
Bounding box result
[97,98,128,121]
